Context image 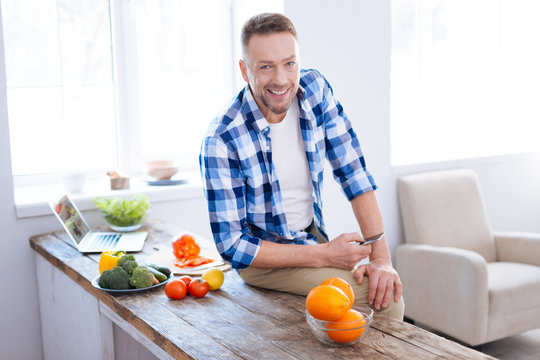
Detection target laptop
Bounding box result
[49,194,147,253]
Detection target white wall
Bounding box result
[0,6,45,359]
[285,0,399,248]
[1,1,540,359]
[284,0,540,252]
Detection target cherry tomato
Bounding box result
[172,234,200,260]
[179,275,192,287]
[189,278,210,298]
[165,279,187,300]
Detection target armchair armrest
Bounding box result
[494,231,540,266]
[396,244,488,345]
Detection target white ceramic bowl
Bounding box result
[305,304,373,346]
[62,172,87,193]
[145,160,178,180]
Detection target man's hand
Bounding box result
[322,232,372,269]
[352,260,402,310]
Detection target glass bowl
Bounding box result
[305,304,373,346]
[99,209,149,232]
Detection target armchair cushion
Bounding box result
[494,231,540,266]
[398,170,496,262]
[488,262,540,316]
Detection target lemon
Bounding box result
[202,268,224,290]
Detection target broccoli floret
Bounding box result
[121,259,138,276]
[104,266,130,290]
[117,254,136,267]
[129,266,154,289]
[98,269,114,288]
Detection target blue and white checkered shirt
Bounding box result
[199,69,377,269]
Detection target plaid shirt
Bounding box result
[200,69,377,269]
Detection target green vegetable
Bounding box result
[121,260,138,276]
[145,266,168,282]
[93,194,150,227]
[147,263,171,277]
[117,254,136,267]
[129,266,154,289]
[98,269,113,288]
[99,266,130,290]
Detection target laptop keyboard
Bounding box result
[87,233,121,251]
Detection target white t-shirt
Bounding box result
[268,101,314,232]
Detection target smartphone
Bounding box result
[358,232,385,245]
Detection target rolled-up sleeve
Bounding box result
[320,76,377,200]
[200,136,261,269]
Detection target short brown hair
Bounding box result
[241,13,297,54]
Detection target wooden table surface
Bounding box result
[30,220,494,360]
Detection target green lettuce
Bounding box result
[93,194,150,227]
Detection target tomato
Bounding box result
[179,275,192,287]
[165,279,187,300]
[172,234,201,260]
[189,278,210,298]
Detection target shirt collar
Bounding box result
[241,83,306,133]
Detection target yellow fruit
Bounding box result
[202,268,224,290]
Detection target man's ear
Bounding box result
[239,60,249,83]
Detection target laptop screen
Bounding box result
[52,196,90,244]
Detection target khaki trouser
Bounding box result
[239,224,405,321]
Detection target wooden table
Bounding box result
[30,220,494,360]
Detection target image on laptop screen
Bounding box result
[52,196,90,244]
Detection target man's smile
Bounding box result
[267,88,289,96]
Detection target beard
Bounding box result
[257,84,298,115]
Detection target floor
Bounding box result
[477,328,540,360]
[411,320,540,360]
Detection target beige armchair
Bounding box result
[396,169,540,346]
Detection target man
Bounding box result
[200,13,404,320]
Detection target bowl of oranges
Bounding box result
[305,277,373,346]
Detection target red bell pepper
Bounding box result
[172,234,214,268]
[172,234,200,260]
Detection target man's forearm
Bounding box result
[351,191,392,263]
[250,240,325,268]
[248,191,390,269]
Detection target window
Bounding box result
[2,0,283,178]
[391,0,540,166]
[4,0,118,176]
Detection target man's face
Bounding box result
[240,32,300,123]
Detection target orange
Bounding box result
[306,285,350,321]
[326,309,366,343]
[321,277,355,309]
